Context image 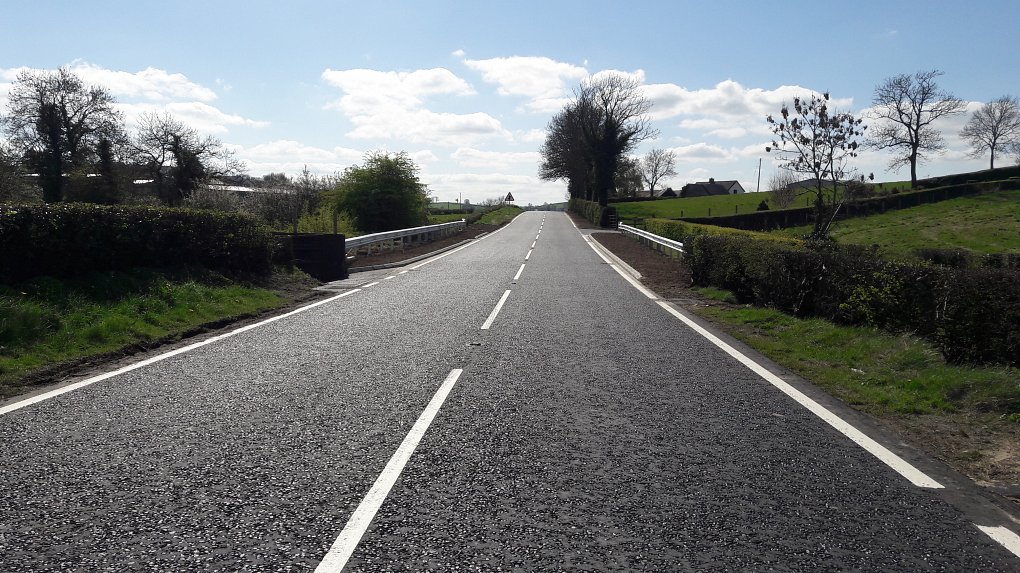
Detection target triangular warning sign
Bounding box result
[504,192,515,202]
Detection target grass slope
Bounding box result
[0,268,288,398]
[772,189,1020,258]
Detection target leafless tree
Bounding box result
[131,112,244,205]
[640,148,678,197]
[767,92,868,238]
[2,67,125,202]
[767,168,800,209]
[960,96,1020,169]
[868,70,966,187]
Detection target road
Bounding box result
[1,211,1018,571]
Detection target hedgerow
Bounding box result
[569,198,617,227]
[0,204,274,283]
[680,231,1019,368]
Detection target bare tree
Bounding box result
[960,96,1020,169]
[766,92,868,238]
[131,112,244,205]
[640,148,677,197]
[2,68,124,202]
[767,168,800,209]
[869,70,966,187]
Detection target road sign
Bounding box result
[504,192,515,203]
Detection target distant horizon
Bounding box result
[3,0,1018,206]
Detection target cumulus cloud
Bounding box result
[68,61,217,102]
[0,63,267,136]
[321,67,509,145]
[461,55,587,113]
[451,147,541,169]
[645,79,854,121]
[424,171,566,205]
[232,140,363,176]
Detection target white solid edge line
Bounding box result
[584,236,657,300]
[314,368,464,572]
[655,301,944,489]
[976,525,1020,558]
[481,290,512,330]
[0,289,363,416]
[513,264,526,281]
[409,212,526,270]
[362,281,380,288]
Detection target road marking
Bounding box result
[481,290,512,330]
[976,525,1020,558]
[409,212,526,270]
[314,368,464,572]
[525,249,532,261]
[654,301,944,489]
[362,281,380,288]
[513,264,526,281]
[398,270,409,274]
[0,289,364,416]
[384,276,396,280]
[531,241,537,249]
[583,236,657,299]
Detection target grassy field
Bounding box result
[477,205,523,225]
[0,268,291,398]
[772,189,1020,258]
[693,288,1020,419]
[613,191,797,220]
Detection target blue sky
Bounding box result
[3,0,1018,205]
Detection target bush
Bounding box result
[569,198,617,227]
[681,232,1020,367]
[0,204,273,283]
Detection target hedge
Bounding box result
[0,204,274,283]
[569,198,618,227]
[680,232,1020,368]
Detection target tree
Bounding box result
[767,168,800,209]
[614,156,643,198]
[869,70,966,187]
[960,96,1020,169]
[640,148,678,197]
[2,68,125,202]
[131,112,243,205]
[539,74,655,207]
[766,92,868,238]
[329,151,430,233]
[0,141,32,202]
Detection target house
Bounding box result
[679,178,746,198]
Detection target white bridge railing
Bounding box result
[618,224,684,257]
[345,219,467,255]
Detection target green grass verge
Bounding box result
[770,189,1020,259]
[477,205,523,225]
[0,268,287,398]
[428,212,471,224]
[691,289,1020,420]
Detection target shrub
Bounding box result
[680,231,1020,368]
[569,198,618,227]
[0,204,274,283]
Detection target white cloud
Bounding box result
[117,101,270,134]
[424,171,566,205]
[68,61,217,102]
[321,67,509,146]
[451,147,541,169]
[515,128,547,144]
[233,140,363,176]
[461,55,587,113]
[645,79,854,121]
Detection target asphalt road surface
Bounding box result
[2,211,1019,572]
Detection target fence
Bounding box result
[618,224,684,259]
[345,220,467,255]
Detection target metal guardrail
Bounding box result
[618,224,684,256]
[345,219,466,253]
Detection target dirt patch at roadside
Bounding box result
[590,231,1020,492]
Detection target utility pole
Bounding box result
[756,158,762,193]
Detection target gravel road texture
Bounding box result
[1,211,1017,571]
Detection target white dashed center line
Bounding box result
[481,290,512,330]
